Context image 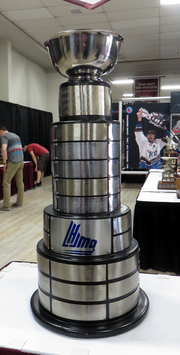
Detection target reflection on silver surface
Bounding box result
[113,206,131,234]
[38,289,50,311]
[37,252,49,275]
[52,160,110,178]
[52,299,106,321]
[60,84,111,117]
[50,216,111,256]
[109,272,139,299]
[52,122,108,142]
[108,141,120,158]
[52,281,106,302]
[43,212,50,232]
[44,29,123,78]
[113,230,132,252]
[43,230,50,249]
[38,271,50,293]
[51,141,108,160]
[109,288,139,318]
[54,195,108,214]
[108,193,120,212]
[108,254,138,280]
[54,177,108,196]
[108,177,120,195]
[51,121,120,142]
[108,123,120,140]
[51,262,106,282]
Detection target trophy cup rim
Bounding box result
[44,29,124,78]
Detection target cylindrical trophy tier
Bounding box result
[59,80,111,120]
[43,204,132,255]
[36,238,139,322]
[51,121,120,214]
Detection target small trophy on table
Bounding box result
[158,131,179,190]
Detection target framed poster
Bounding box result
[122,102,170,171]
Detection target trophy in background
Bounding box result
[158,131,179,190]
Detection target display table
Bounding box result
[133,170,180,274]
[1,262,180,355]
[0,161,34,200]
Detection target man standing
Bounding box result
[0,126,24,211]
[23,143,50,188]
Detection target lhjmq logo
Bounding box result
[62,221,97,255]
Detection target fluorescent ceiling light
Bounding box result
[112,79,134,85]
[122,96,170,101]
[123,93,134,97]
[160,0,180,4]
[63,0,110,9]
[161,85,180,90]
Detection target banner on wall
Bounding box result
[134,78,159,98]
[122,102,170,171]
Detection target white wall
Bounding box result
[46,72,66,123]
[11,51,47,112]
[0,40,12,101]
[0,40,67,123]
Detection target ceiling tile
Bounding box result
[117,26,159,37]
[41,0,66,6]
[160,24,180,32]
[14,18,61,30]
[0,0,43,11]
[160,15,180,25]
[103,0,159,12]
[48,5,81,17]
[125,52,160,61]
[160,4,180,16]
[111,17,159,30]
[160,31,180,40]
[57,12,108,25]
[160,49,180,59]
[107,8,159,22]
[123,45,160,54]
[124,33,159,43]
[27,27,64,38]
[48,4,104,16]
[161,43,180,51]
[124,41,159,50]
[61,21,112,30]
[2,8,54,21]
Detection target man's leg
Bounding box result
[3,162,16,208]
[14,161,24,206]
[36,170,41,183]
[40,171,44,182]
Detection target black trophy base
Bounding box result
[30,288,149,339]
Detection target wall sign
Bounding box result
[134,78,159,98]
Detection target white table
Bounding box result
[139,169,180,201]
[133,170,180,273]
[0,262,180,355]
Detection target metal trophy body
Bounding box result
[158,132,179,190]
[31,29,149,337]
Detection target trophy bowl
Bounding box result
[44,29,123,78]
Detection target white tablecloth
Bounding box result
[137,170,180,203]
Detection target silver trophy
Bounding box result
[158,131,179,189]
[31,29,149,337]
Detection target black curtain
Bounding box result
[0,100,52,176]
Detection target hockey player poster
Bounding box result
[123,102,170,171]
